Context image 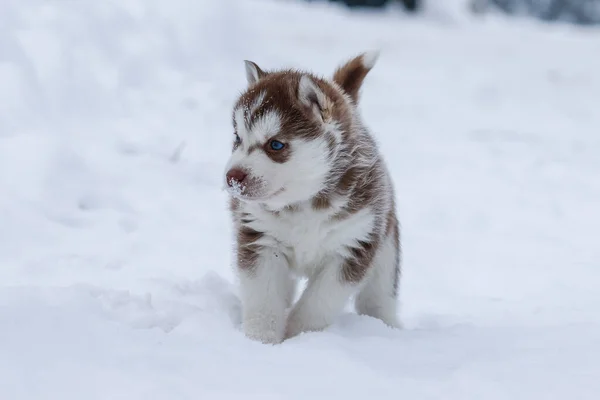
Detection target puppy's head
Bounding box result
[224,51,379,208]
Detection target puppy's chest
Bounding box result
[266,212,330,265]
[245,206,375,272]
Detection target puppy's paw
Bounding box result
[242,314,285,345]
[284,309,325,340]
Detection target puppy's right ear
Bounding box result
[244,60,267,86]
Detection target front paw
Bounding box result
[242,315,285,344]
[285,310,323,340]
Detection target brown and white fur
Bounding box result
[224,51,401,344]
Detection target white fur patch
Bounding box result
[238,248,292,344]
[264,136,331,208]
[243,204,376,275]
[224,109,292,200]
[355,231,400,328]
[286,255,357,338]
[249,110,281,145]
[232,105,281,149]
[249,91,266,116]
[298,75,327,112]
[234,107,248,141]
[244,60,261,85]
[362,50,380,70]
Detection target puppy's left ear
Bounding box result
[298,75,331,122]
[244,60,268,86]
[333,50,380,104]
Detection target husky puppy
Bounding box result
[224,52,401,344]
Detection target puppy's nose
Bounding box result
[226,168,247,186]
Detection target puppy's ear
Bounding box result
[298,75,332,122]
[244,60,267,86]
[333,50,379,104]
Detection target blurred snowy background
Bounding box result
[1,0,599,399]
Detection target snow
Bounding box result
[1,0,600,398]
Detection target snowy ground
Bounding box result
[1,0,600,398]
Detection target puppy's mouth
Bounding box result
[224,180,284,203]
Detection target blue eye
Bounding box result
[234,133,241,144]
[269,140,285,151]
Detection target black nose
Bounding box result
[226,168,247,186]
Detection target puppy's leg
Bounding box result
[238,246,292,344]
[354,231,401,329]
[285,254,366,339]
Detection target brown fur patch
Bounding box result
[230,197,263,273]
[333,53,374,104]
[311,192,331,210]
[247,143,260,154]
[237,225,263,272]
[341,236,378,283]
